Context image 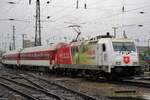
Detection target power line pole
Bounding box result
[35,0,41,46]
[9,43,12,51]
[76,0,79,9]
[112,27,118,38]
[21,34,26,48]
[29,0,42,46]
[12,25,16,50]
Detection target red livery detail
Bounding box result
[3,54,19,60]
[123,56,130,64]
[20,51,50,60]
[55,43,71,64]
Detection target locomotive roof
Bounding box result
[97,38,135,44]
[70,37,135,46]
[111,38,134,42]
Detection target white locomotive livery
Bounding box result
[2,34,142,79]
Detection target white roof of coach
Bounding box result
[3,49,20,56]
[21,45,55,53]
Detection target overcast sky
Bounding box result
[0,0,150,51]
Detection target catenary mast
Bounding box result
[29,0,42,46]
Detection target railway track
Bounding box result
[19,73,99,100]
[0,76,61,100]
[122,79,150,88]
[2,66,150,100]
[99,79,150,89]
[0,68,99,100]
[87,77,150,89]
[0,81,36,100]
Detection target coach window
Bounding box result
[102,44,106,52]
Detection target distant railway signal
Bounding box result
[140,11,144,14]
[29,0,31,4]
[138,25,143,27]
[8,2,15,4]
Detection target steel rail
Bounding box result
[1,67,99,100]
[97,79,150,89]
[122,80,150,88]
[25,73,99,100]
[0,82,38,100]
[0,76,62,100]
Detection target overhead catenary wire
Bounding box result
[0,0,150,48]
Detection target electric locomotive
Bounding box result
[67,34,142,78]
[1,34,142,79]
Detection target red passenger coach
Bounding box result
[2,50,20,66]
[2,42,71,71]
[19,45,56,69]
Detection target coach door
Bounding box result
[49,51,52,65]
[102,43,107,65]
[51,51,56,64]
[17,53,20,66]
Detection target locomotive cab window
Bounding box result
[102,44,106,52]
[113,42,136,51]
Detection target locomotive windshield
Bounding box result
[113,42,136,51]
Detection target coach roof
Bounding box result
[21,45,55,53]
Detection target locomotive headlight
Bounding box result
[115,61,121,65]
